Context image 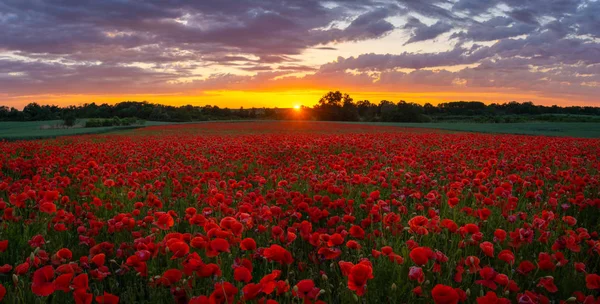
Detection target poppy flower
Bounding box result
[293,279,320,300]
[92,253,106,267]
[431,284,459,304]
[480,242,494,257]
[96,292,119,304]
[263,245,293,265]
[32,265,55,296]
[497,250,514,264]
[234,266,252,283]
[349,225,365,239]
[240,238,257,251]
[347,262,374,296]
[210,282,237,304]
[168,241,190,259]
[409,266,425,284]
[73,288,93,304]
[537,277,558,293]
[53,273,74,292]
[410,247,433,266]
[477,292,511,304]
[207,238,230,257]
[154,213,174,230]
[162,269,183,285]
[586,274,600,289]
[0,283,5,302]
[0,240,7,252]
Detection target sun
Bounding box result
[293,104,301,110]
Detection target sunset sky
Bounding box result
[1,0,599,109]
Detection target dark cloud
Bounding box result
[0,0,599,105]
[403,18,453,44]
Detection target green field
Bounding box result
[0,120,174,141]
[343,121,600,138]
[2,120,600,140]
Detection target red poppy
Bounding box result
[234,266,252,283]
[154,213,174,230]
[32,265,55,296]
[263,245,293,265]
[53,273,74,292]
[586,274,600,289]
[348,262,374,296]
[349,225,365,239]
[480,242,494,257]
[210,282,237,304]
[162,269,183,285]
[477,292,511,304]
[0,284,6,302]
[431,284,459,304]
[409,266,425,284]
[207,238,230,257]
[537,277,558,293]
[0,240,7,252]
[168,241,190,259]
[96,292,120,304]
[73,288,93,304]
[92,253,106,267]
[410,247,433,266]
[293,279,320,300]
[240,238,257,251]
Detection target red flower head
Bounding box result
[431,284,459,304]
[347,261,374,296]
[477,292,511,304]
[293,279,320,300]
[32,265,55,296]
[263,244,293,265]
[96,292,119,304]
[207,238,230,257]
[240,238,257,251]
[410,247,434,266]
[210,282,237,304]
[586,273,600,290]
[480,242,494,257]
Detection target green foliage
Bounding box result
[2,95,600,124]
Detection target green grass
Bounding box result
[2,120,600,140]
[342,121,600,138]
[0,120,176,141]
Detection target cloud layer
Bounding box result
[1,0,599,106]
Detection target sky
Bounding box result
[1,0,599,109]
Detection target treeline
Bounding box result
[1,92,600,123]
[309,91,600,122]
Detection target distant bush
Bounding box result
[63,113,77,127]
[85,118,145,128]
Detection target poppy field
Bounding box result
[1,121,600,304]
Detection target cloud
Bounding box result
[0,0,599,106]
[403,18,453,44]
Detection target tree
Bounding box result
[63,113,77,127]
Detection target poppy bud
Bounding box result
[353,294,359,302]
[29,252,35,261]
[322,274,328,281]
[13,274,19,284]
[319,289,326,295]
[566,297,577,302]
[465,288,470,296]
[424,280,430,285]
[391,283,397,290]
